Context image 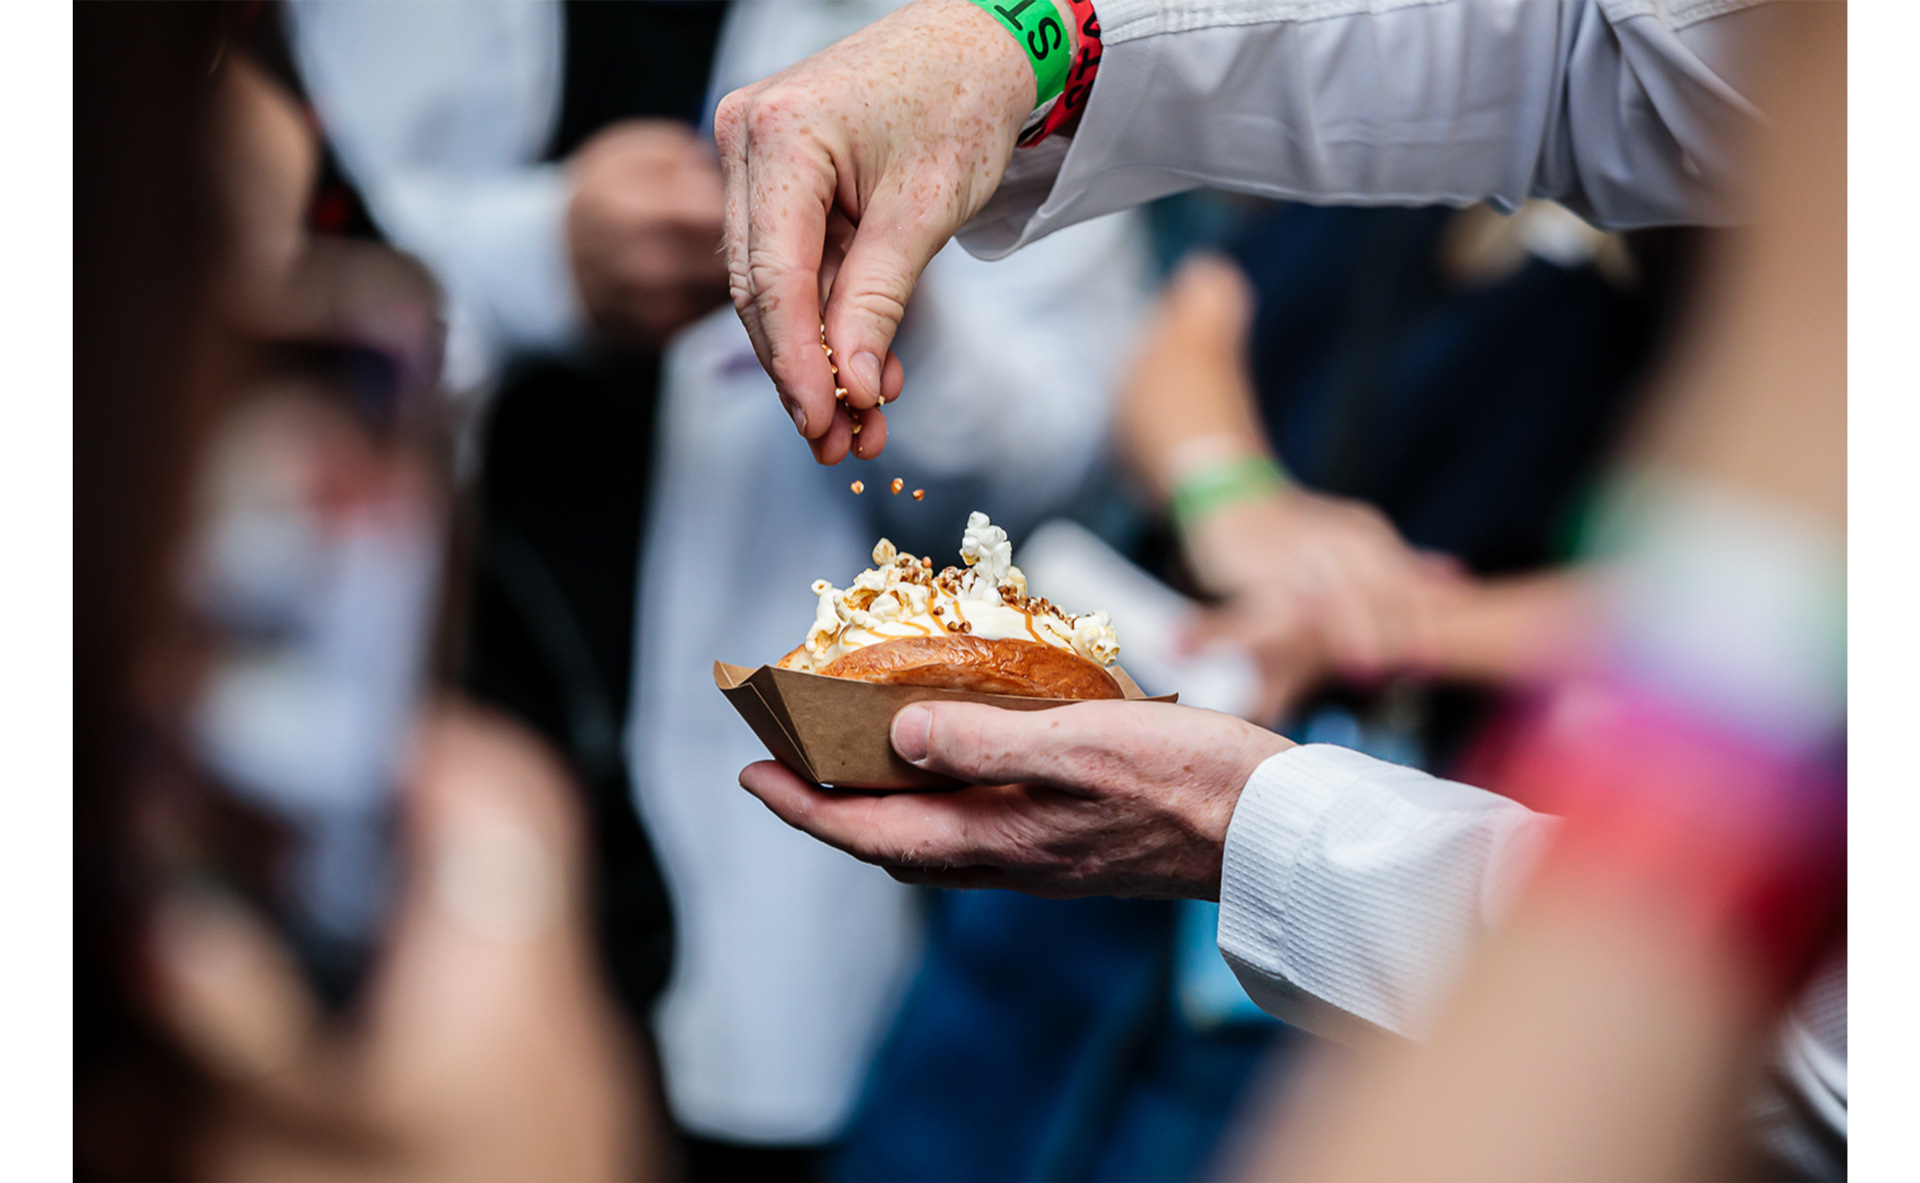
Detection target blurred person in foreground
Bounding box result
[284,1,1152,1173]
[718,0,1844,1177]
[76,7,660,1178]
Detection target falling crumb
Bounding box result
[850,480,865,495]
[912,488,925,501]
[889,478,904,494]
[834,387,847,401]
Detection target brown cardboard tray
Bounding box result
[715,660,1175,791]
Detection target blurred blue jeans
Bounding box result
[829,891,1290,1183]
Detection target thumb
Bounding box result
[823,194,949,408]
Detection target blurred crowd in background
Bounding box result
[75,2,1844,1181]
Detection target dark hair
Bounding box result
[75,4,227,1176]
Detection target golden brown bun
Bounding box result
[816,635,1122,700]
[775,644,812,671]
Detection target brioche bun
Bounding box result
[780,635,1122,700]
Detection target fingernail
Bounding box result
[892,704,932,765]
[852,351,882,400]
[785,400,808,436]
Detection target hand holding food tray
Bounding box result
[717,513,1173,791]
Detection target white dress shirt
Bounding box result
[963,0,1772,260]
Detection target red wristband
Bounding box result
[1019,0,1101,147]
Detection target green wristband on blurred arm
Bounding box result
[1170,454,1289,533]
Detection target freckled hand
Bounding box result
[713,0,1037,464]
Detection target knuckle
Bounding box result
[746,261,792,299]
[712,91,750,151]
[844,286,910,333]
[744,91,800,141]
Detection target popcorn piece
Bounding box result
[1071,611,1120,667]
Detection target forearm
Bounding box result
[1115,253,1273,501]
[1419,573,1598,685]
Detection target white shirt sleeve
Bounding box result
[962,0,1773,258]
[286,0,583,386]
[1217,744,1557,1042]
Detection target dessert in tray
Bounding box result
[777,512,1122,700]
[716,511,1154,789]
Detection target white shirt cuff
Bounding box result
[1216,744,1555,1042]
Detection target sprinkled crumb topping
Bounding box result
[794,512,1118,671]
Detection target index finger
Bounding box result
[743,132,840,440]
[738,759,995,868]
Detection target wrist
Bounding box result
[959,0,1101,145]
[1021,0,1103,145]
[1170,451,1291,536]
[939,0,1056,142]
[964,0,1074,105]
[1194,725,1295,899]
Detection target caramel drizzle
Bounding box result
[828,552,1085,654]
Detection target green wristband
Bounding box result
[966,0,1074,107]
[1170,454,1289,532]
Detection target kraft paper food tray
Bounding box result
[715,661,1176,791]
